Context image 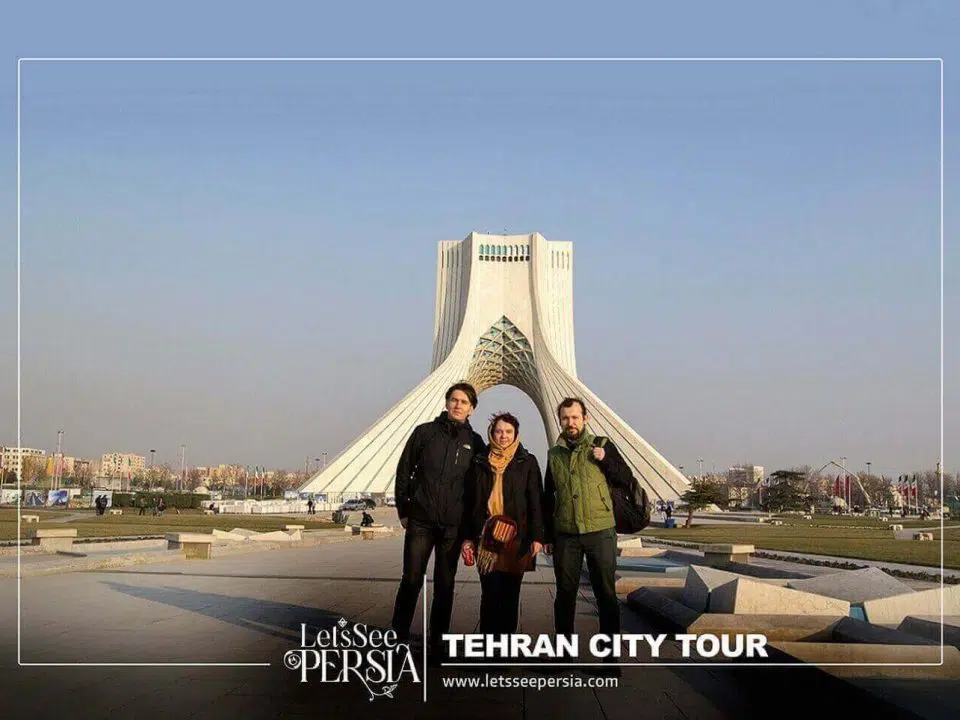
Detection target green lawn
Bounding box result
[0,508,338,541]
[641,523,960,569]
[770,514,954,530]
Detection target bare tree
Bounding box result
[22,456,48,487]
[74,461,94,489]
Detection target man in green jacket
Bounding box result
[544,397,625,674]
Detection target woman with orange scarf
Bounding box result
[461,412,545,636]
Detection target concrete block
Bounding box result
[897,615,960,648]
[619,548,667,558]
[228,528,261,536]
[211,529,248,542]
[28,528,78,553]
[710,578,851,616]
[248,530,295,542]
[786,566,914,604]
[687,613,843,641]
[832,616,938,645]
[615,576,686,595]
[890,524,903,531]
[682,565,742,612]
[702,544,755,568]
[165,532,214,559]
[107,508,123,515]
[21,515,39,523]
[913,532,933,541]
[770,520,783,526]
[768,642,960,678]
[617,536,643,548]
[625,587,700,630]
[283,524,305,531]
[863,585,960,626]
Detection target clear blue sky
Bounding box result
[1,1,955,478]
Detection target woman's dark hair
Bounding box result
[445,382,478,408]
[488,411,520,436]
[556,397,587,419]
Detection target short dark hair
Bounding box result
[556,397,587,420]
[488,411,520,436]
[445,382,478,408]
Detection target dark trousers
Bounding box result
[391,519,461,650]
[553,527,620,637]
[479,571,524,636]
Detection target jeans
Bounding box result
[391,518,462,650]
[479,571,524,636]
[552,527,620,637]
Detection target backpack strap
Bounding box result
[593,436,608,448]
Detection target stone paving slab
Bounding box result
[0,536,954,718]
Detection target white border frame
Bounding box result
[15,58,946,702]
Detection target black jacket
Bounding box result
[395,412,486,527]
[464,444,546,556]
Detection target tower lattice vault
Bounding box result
[300,232,690,503]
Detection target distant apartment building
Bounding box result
[728,465,765,486]
[1,446,46,481]
[44,456,94,480]
[727,465,765,508]
[100,452,145,480]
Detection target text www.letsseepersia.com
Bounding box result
[441,673,618,690]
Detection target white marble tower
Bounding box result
[300,232,690,502]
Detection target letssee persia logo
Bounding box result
[284,618,421,700]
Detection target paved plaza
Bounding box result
[1,535,956,719]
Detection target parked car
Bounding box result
[385,496,396,507]
[339,500,368,512]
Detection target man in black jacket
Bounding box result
[391,382,485,662]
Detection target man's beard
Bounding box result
[563,427,581,440]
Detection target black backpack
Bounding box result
[594,437,652,533]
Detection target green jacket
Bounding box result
[544,431,615,537]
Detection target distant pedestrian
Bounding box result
[307,498,315,515]
[138,497,147,516]
[157,497,166,517]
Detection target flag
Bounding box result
[845,475,851,500]
[835,475,841,497]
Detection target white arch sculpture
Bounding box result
[300,232,690,502]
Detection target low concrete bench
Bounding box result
[359,525,392,539]
[914,532,934,541]
[283,524,305,531]
[702,543,755,567]
[770,520,784,526]
[202,509,215,515]
[166,533,215,559]
[21,514,39,523]
[108,508,123,516]
[891,524,904,531]
[28,528,77,552]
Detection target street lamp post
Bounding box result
[179,444,186,493]
[866,461,871,478]
[697,458,704,481]
[322,452,327,470]
[55,430,63,491]
[840,456,847,510]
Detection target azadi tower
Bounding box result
[300,232,690,503]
